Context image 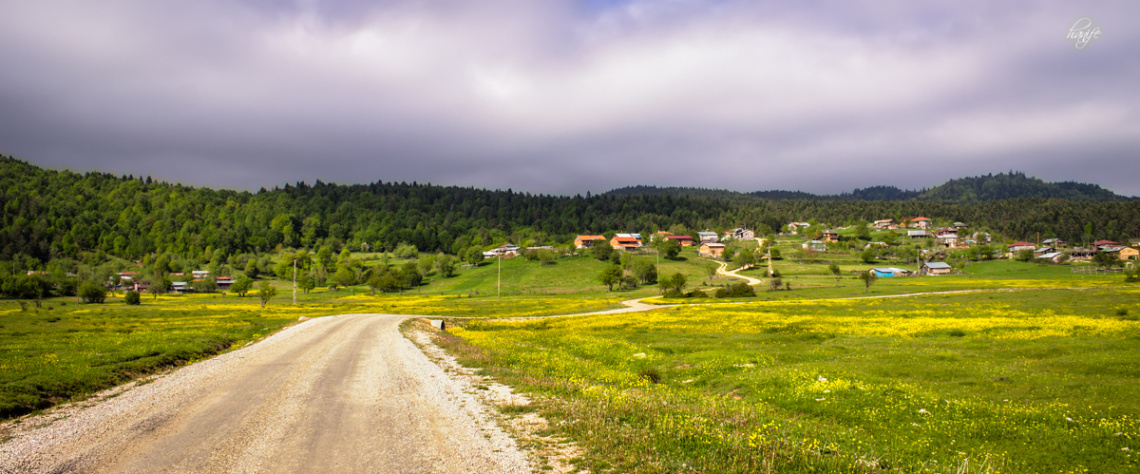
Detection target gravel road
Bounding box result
[0,314,532,474]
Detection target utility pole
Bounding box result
[292,258,297,305]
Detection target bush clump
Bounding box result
[124,290,141,305]
[638,367,662,384]
[716,282,757,298]
[78,281,106,304]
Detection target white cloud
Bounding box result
[0,0,1138,195]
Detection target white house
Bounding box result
[697,232,719,243]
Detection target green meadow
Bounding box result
[3,244,1139,473]
[444,287,1140,473]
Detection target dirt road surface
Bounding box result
[0,314,531,474]
[715,261,763,286]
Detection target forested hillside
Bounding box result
[2,155,1139,265]
[615,172,1129,203]
[915,172,1127,202]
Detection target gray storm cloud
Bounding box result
[0,0,1137,195]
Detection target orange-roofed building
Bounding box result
[610,236,642,250]
[574,235,606,249]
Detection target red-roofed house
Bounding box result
[1092,240,1120,249]
[665,235,695,247]
[1008,242,1035,252]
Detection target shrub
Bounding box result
[949,329,966,337]
[638,367,662,384]
[658,272,687,295]
[715,282,756,298]
[257,281,277,308]
[620,274,639,291]
[393,242,419,259]
[124,290,141,305]
[78,281,106,304]
[686,289,709,298]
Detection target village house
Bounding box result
[483,244,521,258]
[216,276,234,290]
[935,228,958,247]
[821,229,839,243]
[1008,241,1035,252]
[1036,251,1065,264]
[1130,238,1140,247]
[1102,246,1139,261]
[1092,240,1120,249]
[1069,247,1098,260]
[610,235,642,250]
[651,231,672,242]
[908,230,929,239]
[192,270,210,279]
[908,217,932,229]
[665,235,695,247]
[802,240,826,251]
[872,267,912,277]
[699,242,726,258]
[920,262,952,276]
[697,231,719,243]
[873,219,895,229]
[786,222,811,234]
[953,222,968,230]
[574,235,606,249]
[1042,238,1067,248]
[723,228,756,241]
[171,281,193,294]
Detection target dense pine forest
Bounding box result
[2,155,1139,268]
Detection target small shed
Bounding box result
[921,262,952,276]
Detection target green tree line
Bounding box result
[3,155,1139,267]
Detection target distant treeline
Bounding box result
[2,155,1139,264]
[609,171,1132,202]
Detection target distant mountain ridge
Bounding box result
[607,172,1131,202]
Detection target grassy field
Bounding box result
[392,248,723,297]
[0,296,305,418]
[0,282,628,419]
[442,287,1140,473]
[4,242,1139,473]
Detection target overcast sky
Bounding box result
[2,1,1137,196]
